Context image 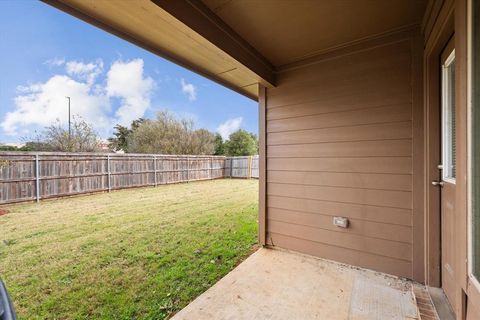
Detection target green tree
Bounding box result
[108,118,146,152]
[0,135,53,152]
[20,141,53,152]
[0,145,19,151]
[213,133,225,155]
[127,111,215,154]
[191,129,215,154]
[224,129,258,156]
[108,124,129,151]
[249,132,259,154]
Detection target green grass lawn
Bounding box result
[0,179,258,319]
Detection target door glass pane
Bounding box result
[443,56,456,181]
[472,0,480,280]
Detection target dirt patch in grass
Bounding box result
[0,179,259,320]
[0,208,9,216]
[235,244,261,267]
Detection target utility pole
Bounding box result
[65,96,71,139]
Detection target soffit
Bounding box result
[202,0,427,67]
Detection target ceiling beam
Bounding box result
[152,0,276,87]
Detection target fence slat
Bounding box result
[225,156,259,179]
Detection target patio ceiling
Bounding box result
[43,0,426,100]
[200,0,427,67]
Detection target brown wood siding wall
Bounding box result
[265,34,423,279]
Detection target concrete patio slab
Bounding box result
[172,248,420,320]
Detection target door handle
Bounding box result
[432,180,444,187]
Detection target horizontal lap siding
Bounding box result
[268,220,412,260]
[267,140,412,157]
[269,233,412,278]
[267,122,412,145]
[265,39,415,278]
[267,183,412,209]
[268,157,412,174]
[267,104,411,133]
[268,196,412,226]
[267,171,412,191]
[268,208,412,243]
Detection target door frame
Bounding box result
[424,0,479,317]
[439,36,457,310]
[467,0,480,308]
[424,6,455,288]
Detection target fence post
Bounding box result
[248,156,253,179]
[153,155,157,187]
[209,157,212,179]
[107,155,111,192]
[35,154,40,203]
[223,157,226,178]
[226,157,229,178]
[186,156,189,182]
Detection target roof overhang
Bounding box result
[42,0,427,101]
[42,0,275,100]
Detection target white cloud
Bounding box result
[180,78,197,101]
[44,57,65,67]
[2,58,155,137]
[106,59,155,126]
[2,75,110,136]
[217,117,242,140]
[65,59,103,85]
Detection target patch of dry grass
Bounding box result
[0,179,258,319]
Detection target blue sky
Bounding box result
[0,1,258,144]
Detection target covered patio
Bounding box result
[42,0,480,319]
[172,248,426,320]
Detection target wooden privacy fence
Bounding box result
[0,152,258,204]
[224,155,259,179]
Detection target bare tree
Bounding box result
[41,116,100,152]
